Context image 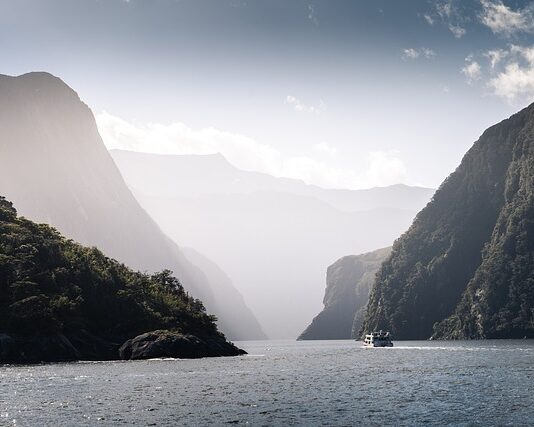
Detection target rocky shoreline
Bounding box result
[0,330,246,364]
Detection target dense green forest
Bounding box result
[362,103,534,339]
[0,196,242,362]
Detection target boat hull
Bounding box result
[363,342,393,348]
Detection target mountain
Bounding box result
[180,247,265,340]
[0,196,244,363]
[111,150,434,339]
[110,150,434,213]
[298,247,390,340]
[0,72,265,340]
[363,103,534,340]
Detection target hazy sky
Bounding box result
[2,0,534,189]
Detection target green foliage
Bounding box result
[363,104,534,339]
[0,196,218,339]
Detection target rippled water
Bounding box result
[1,340,533,426]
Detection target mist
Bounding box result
[2,1,534,425]
[110,150,433,338]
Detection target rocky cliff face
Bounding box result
[298,247,390,340]
[0,72,264,340]
[363,103,534,339]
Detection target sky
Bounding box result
[2,0,534,189]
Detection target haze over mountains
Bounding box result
[0,72,265,340]
[112,150,435,338]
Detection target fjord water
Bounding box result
[1,340,533,426]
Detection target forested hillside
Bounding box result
[0,196,243,362]
[363,103,534,339]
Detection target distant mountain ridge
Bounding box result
[363,102,534,340]
[111,150,435,339]
[0,72,266,340]
[111,150,434,212]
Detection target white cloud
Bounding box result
[285,95,325,114]
[479,0,534,37]
[462,45,534,103]
[307,4,319,25]
[448,24,466,38]
[487,45,534,102]
[436,1,454,19]
[313,142,338,157]
[462,59,482,82]
[97,112,408,189]
[484,48,507,68]
[490,62,534,101]
[364,151,409,188]
[429,0,468,38]
[97,111,281,174]
[402,48,419,59]
[402,47,436,60]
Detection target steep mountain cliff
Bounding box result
[181,247,266,341]
[0,72,265,340]
[363,103,534,339]
[298,247,390,340]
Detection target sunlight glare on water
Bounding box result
[1,340,533,426]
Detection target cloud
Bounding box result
[448,24,466,38]
[427,0,468,38]
[97,112,408,189]
[402,47,436,60]
[363,151,408,188]
[487,45,534,102]
[307,4,319,25]
[461,45,534,103]
[462,59,482,82]
[313,142,338,157]
[479,0,534,37]
[285,95,325,114]
[484,48,507,68]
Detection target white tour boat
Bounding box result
[363,330,393,347]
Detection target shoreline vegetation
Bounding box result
[0,196,245,364]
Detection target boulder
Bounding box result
[119,330,247,360]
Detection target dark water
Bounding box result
[1,340,533,426]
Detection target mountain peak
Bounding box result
[0,72,79,101]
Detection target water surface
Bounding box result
[1,340,533,426]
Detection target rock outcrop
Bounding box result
[119,330,246,360]
[298,248,390,340]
